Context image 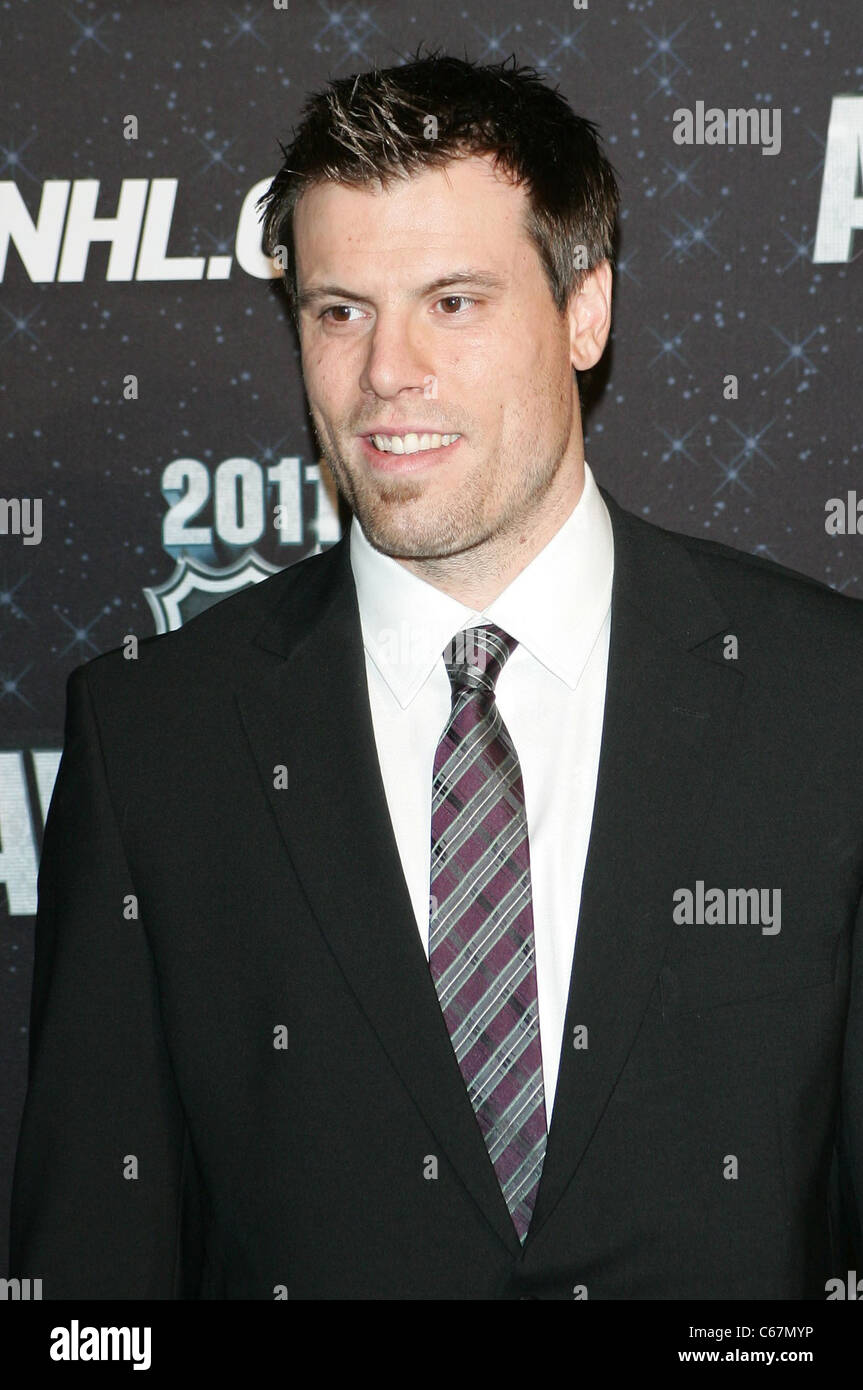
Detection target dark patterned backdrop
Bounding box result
[1,0,861,1276]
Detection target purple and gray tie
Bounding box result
[428,622,547,1243]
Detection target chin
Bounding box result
[370,524,483,564]
[363,527,442,560]
[351,481,490,560]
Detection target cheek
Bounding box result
[303,346,345,405]
[502,317,559,387]
[438,335,487,392]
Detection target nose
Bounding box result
[358,309,433,400]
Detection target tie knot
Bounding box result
[441,622,518,701]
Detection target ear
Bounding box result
[567,259,613,372]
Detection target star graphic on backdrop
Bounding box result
[66,9,111,55]
[55,609,104,659]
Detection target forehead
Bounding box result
[292,154,533,285]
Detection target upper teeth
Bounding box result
[371,432,461,455]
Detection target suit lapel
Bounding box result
[235,537,523,1255]
[526,492,744,1243]
[234,489,744,1257]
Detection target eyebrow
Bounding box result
[296,269,509,312]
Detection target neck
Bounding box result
[397,460,586,610]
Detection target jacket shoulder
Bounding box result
[614,498,863,633]
[70,541,347,703]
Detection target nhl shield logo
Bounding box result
[143,549,283,634]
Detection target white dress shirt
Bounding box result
[349,461,615,1126]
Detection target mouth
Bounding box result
[359,431,463,471]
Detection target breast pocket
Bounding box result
[659,931,839,1016]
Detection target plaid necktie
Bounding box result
[428,622,547,1243]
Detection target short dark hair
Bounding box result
[257,51,620,323]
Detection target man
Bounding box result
[9,54,863,1299]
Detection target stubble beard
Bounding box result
[312,417,490,561]
[312,412,570,565]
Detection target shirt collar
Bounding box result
[350,461,614,709]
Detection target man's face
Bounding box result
[293,154,588,563]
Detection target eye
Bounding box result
[320,305,363,323]
[437,295,476,314]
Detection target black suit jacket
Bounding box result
[9,489,863,1298]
